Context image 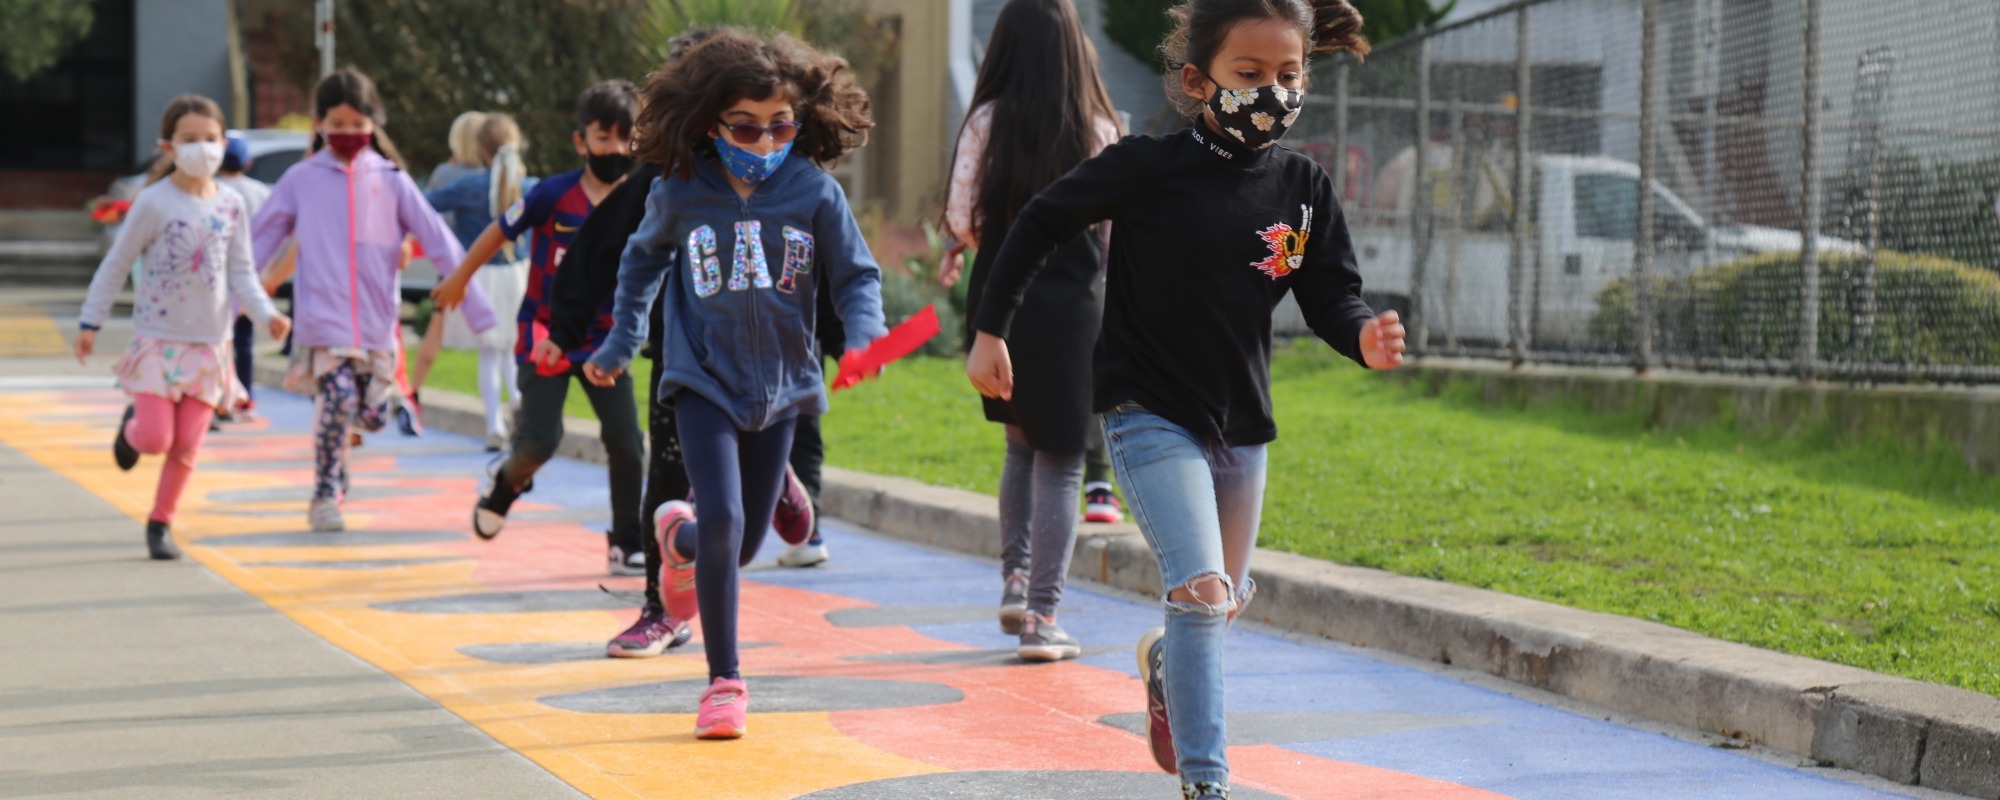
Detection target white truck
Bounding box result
[1276,154,1859,347]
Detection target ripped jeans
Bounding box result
[1102,403,1266,791]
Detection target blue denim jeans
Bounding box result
[1101,403,1267,791]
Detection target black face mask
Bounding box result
[1203,79,1305,151]
[586,152,634,183]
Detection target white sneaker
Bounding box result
[308,497,345,532]
[777,540,829,568]
[608,542,646,576]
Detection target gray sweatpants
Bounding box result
[998,425,1084,616]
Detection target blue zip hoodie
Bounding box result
[590,155,887,432]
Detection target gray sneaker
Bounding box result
[998,569,1029,634]
[1017,611,1081,662]
[308,497,344,532]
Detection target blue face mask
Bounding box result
[716,136,793,186]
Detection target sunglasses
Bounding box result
[718,119,800,146]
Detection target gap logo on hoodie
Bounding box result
[686,221,813,298]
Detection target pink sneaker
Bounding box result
[695,677,748,739]
[655,501,699,623]
[773,465,815,546]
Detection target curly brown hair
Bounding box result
[1160,0,1370,117]
[633,27,872,180]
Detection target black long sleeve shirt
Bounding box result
[550,163,664,355]
[973,125,1376,446]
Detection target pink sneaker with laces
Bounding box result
[655,501,699,623]
[695,677,748,739]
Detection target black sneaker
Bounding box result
[1138,626,1175,774]
[1018,611,1082,662]
[472,460,528,540]
[608,541,646,576]
[145,520,180,560]
[113,405,138,471]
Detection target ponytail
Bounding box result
[489,142,525,261]
[1304,0,1369,58]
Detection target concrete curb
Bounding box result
[262,366,2000,797]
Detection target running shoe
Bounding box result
[473,460,527,540]
[395,395,423,436]
[695,677,748,739]
[145,520,180,561]
[655,501,699,623]
[1084,481,1124,524]
[605,603,693,658]
[1137,626,1175,774]
[112,405,138,471]
[308,497,345,533]
[1185,782,1230,800]
[608,541,646,576]
[776,539,829,568]
[998,569,1029,634]
[772,465,815,546]
[1017,611,1082,662]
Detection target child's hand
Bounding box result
[966,332,1013,400]
[430,275,467,311]
[268,314,292,341]
[531,339,566,369]
[582,361,621,387]
[74,329,95,365]
[939,245,966,288]
[1361,310,1407,370]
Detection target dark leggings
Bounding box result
[674,392,798,681]
[232,315,254,405]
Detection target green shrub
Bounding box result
[874,221,969,358]
[1591,251,2000,367]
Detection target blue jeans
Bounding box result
[1102,403,1267,791]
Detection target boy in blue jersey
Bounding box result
[433,80,648,574]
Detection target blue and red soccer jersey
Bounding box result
[499,169,611,367]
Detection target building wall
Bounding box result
[132,0,233,163]
[862,0,955,224]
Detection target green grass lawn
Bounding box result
[427,345,2000,696]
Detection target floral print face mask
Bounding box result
[1204,80,1304,150]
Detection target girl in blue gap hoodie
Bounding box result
[585,28,885,740]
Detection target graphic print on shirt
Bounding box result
[777,226,814,294]
[1252,204,1312,279]
[729,221,773,292]
[689,225,722,297]
[501,170,601,362]
[146,208,235,322]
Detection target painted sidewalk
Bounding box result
[0,380,1936,799]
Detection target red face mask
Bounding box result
[325,131,372,159]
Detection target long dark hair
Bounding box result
[633,28,872,180]
[952,0,1121,240]
[311,67,407,169]
[1160,0,1370,117]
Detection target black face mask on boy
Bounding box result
[586,152,634,183]
[1203,79,1305,151]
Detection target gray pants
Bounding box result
[998,425,1084,616]
[499,365,646,549]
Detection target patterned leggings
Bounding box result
[313,361,388,500]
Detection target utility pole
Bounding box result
[315,0,336,78]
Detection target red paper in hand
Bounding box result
[530,320,571,377]
[832,304,940,391]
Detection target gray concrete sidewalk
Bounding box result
[0,439,581,799]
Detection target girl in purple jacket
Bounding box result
[252,68,492,533]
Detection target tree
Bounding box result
[0,0,94,83]
[1103,0,1456,71]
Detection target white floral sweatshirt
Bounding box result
[79,179,278,344]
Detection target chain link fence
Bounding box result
[1278,0,2000,383]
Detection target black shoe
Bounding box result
[113,405,139,471]
[146,520,180,560]
[472,463,528,540]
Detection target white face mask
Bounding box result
[169,140,225,180]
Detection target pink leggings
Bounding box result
[126,394,215,525]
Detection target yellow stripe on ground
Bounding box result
[0,305,69,357]
[0,392,945,799]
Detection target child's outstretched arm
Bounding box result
[75,194,161,363]
[430,223,508,310]
[583,179,676,387]
[967,139,1143,400]
[817,186,888,354]
[1292,172,1404,369]
[250,176,297,276]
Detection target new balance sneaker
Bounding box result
[695,677,748,739]
[605,603,693,658]
[145,520,180,561]
[773,465,815,546]
[1137,626,1175,774]
[1084,481,1124,524]
[112,405,138,471]
[608,541,646,576]
[1017,611,1082,662]
[655,501,699,623]
[308,497,345,533]
[998,569,1029,634]
[473,461,528,540]
[395,395,423,436]
[776,538,829,568]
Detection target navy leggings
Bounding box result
[674,392,797,681]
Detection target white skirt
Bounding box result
[443,259,527,351]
